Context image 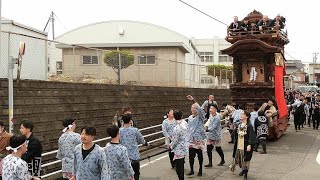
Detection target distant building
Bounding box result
[192,38,233,88]
[306,63,320,85]
[53,20,200,87]
[0,17,48,80]
[284,59,307,89]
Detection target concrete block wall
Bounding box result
[0,79,230,176]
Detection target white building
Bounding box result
[192,38,233,88]
[52,20,201,87]
[1,17,48,80]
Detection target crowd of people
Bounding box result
[161,95,275,180]
[1,90,314,180]
[285,89,320,131]
[229,14,286,35]
[0,120,42,180]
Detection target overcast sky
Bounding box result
[2,0,319,62]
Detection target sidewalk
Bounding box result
[140,119,320,180]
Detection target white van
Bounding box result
[296,85,318,93]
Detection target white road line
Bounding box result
[140,155,168,168]
[141,129,229,168]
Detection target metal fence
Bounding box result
[0,31,234,88]
[40,118,227,179]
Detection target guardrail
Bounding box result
[41,123,163,179]
[41,124,162,157]
[40,118,227,179]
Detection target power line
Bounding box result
[53,12,68,31]
[284,51,298,60]
[179,0,228,26]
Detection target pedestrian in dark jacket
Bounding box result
[20,119,43,178]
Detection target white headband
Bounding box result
[62,124,73,132]
[6,141,26,153]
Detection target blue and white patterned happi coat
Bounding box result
[206,113,222,141]
[170,120,188,158]
[187,106,206,143]
[73,144,107,180]
[232,109,244,125]
[120,127,146,161]
[104,143,134,180]
[2,154,30,180]
[162,118,176,144]
[56,132,81,176]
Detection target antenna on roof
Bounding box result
[43,11,55,39]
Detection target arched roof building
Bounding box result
[53,20,200,87]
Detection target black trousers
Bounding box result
[256,138,267,152]
[189,148,203,171]
[131,160,140,180]
[169,149,175,168]
[294,123,301,130]
[313,118,320,129]
[175,158,185,180]
[229,129,235,142]
[308,109,313,125]
[206,144,224,164]
[294,115,302,130]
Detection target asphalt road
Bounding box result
[139,118,320,180]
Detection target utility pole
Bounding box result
[0,0,2,73]
[43,11,55,39]
[117,47,121,85]
[313,52,319,85]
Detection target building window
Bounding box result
[138,55,156,65]
[218,51,233,62]
[82,56,99,64]
[201,77,214,84]
[56,61,62,75]
[56,61,62,70]
[200,52,213,62]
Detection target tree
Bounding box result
[207,64,233,80]
[104,50,135,84]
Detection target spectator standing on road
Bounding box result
[288,95,305,132]
[230,111,257,179]
[113,106,137,128]
[313,95,320,130]
[0,120,11,178]
[0,121,11,156]
[20,119,42,178]
[229,104,245,144]
[201,95,218,120]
